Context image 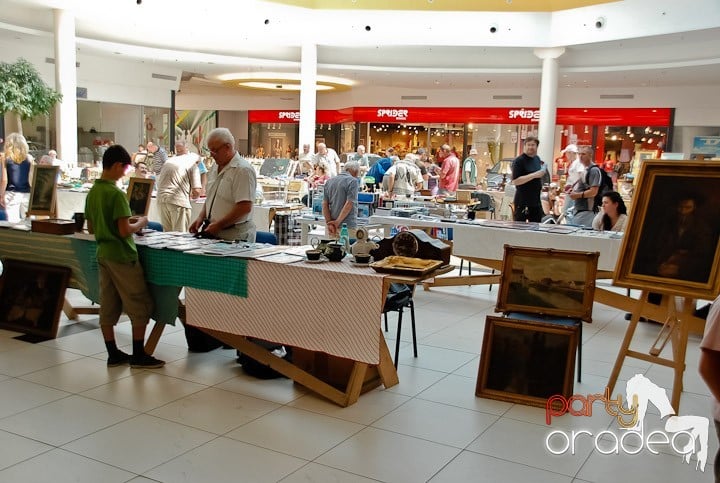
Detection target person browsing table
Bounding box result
[189,127,257,242]
[84,144,164,369]
[323,160,360,237]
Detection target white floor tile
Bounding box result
[288,388,410,425]
[145,436,306,483]
[0,429,53,471]
[79,371,206,412]
[62,414,215,474]
[430,450,573,482]
[19,356,133,393]
[384,364,448,397]
[395,344,478,373]
[0,344,84,376]
[0,378,69,419]
[38,326,104,356]
[372,398,498,448]
[215,374,308,405]
[417,373,513,415]
[226,406,364,460]
[0,394,137,446]
[280,462,379,483]
[146,351,240,385]
[149,387,280,434]
[0,448,134,483]
[466,417,593,477]
[316,426,460,482]
[0,336,30,354]
[576,446,711,482]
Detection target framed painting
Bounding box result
[496,245,599,322]
[0,259,71,339]
[476,315,577,408]
[127,177,155,216]
[28,165,59,216]
[614,161,720,299]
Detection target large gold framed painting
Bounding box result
[614,161,720,299]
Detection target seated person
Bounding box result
[541,183,562,218]
[301,162,329,205]
[592,191,628,232]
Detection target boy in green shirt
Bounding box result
[85,145,164,368]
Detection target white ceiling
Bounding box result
[1,0,719,93]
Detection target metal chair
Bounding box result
[382,283,417,368]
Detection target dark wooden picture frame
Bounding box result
[476,315,577,408]
[28,165,60,216]
[614,161,720,299]
[127,177,154,216]
[0,259,71,339]
[496,245,599,322]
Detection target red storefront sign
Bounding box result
[248,107,672,126]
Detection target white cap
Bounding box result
[562,144,578,154]
[469,148,478,155]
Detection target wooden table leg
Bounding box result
[144,321,165,355]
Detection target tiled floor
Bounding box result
[0,277,715,483]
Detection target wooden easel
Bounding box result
[606,290,697,412]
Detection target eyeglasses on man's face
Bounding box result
[207,143,229,156]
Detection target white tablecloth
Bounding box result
[369,215,622,271]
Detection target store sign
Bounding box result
[376,108,409,121]
[278,111,301,121]
[509,108,540,121]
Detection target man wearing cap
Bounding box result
[462,148,478,186]
[562,144,584,218]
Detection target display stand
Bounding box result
[606,290,696,412]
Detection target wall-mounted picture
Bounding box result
[476,315,577,408]
[127,177,154,216]
[496,245,599,322]
[614,161,720,299]
[28,165,60,216]
[0,259,71,339]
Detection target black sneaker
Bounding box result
[130,354,165,369]
[107,350,131,367]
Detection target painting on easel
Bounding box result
[614,161,720,299]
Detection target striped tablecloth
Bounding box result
[186,259,386,364]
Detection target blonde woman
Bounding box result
[1,133,34,222]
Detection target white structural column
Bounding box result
[533,47,565,170]
[54,8,78,165]
[299,42,317,153]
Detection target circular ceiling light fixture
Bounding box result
[217,72,354,92]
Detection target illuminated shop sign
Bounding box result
[509,109,540,121]
[376,109,409,121]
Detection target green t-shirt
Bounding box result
[84,179,137,263]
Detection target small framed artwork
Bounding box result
[0,259,71,339]
[127,177,154,216]
[496,245,599,322]
[476,315,577,408]
[614,161,720,299]
[28,165,60,216]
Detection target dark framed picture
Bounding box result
[127,177,154,216]
[614,161,720,299]
[496,245,599,322]
[476,315,577,408]
[0,259,71,339]
[28,165,60,216]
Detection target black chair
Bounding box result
[382,283,417,368]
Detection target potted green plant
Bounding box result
[0,58,62,135]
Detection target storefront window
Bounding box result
[175,109,216,156]
[250,123,297,159]
[143,106,170,151]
